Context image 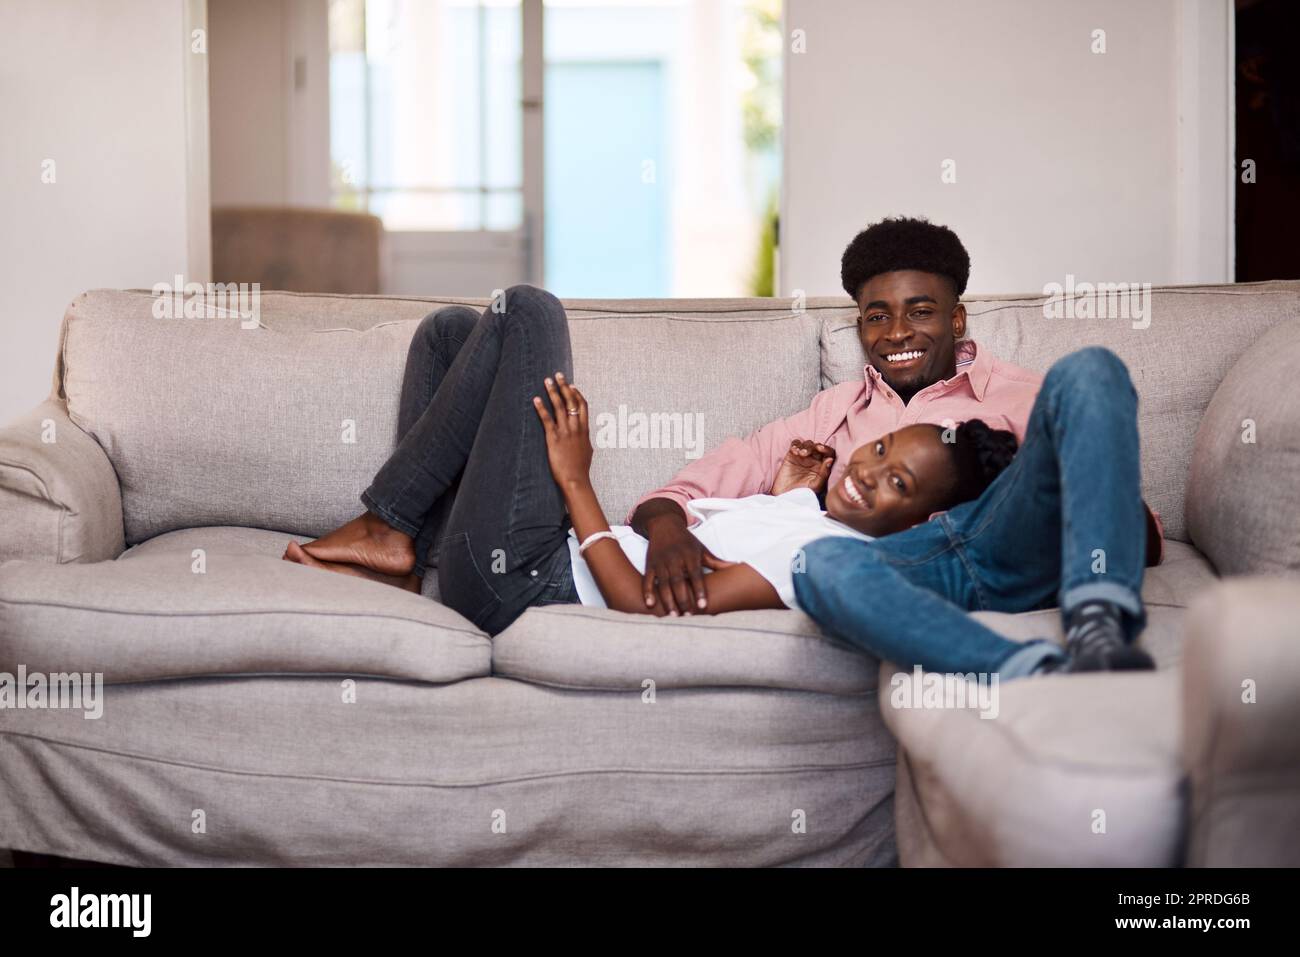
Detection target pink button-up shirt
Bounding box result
[629,340,1041,523]
[630,338,1165,564]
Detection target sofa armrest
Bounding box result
[1183,577,1300,866]
[1186,317,1300,576]
[0,399,124,564]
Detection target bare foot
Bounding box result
[295,511,416,576]
[283,541,422,593]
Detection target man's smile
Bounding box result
[882,348,927,368]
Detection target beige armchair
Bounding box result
[211,206,383,294]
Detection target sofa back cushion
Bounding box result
[821,282,1300,542]
[59,290,822,542]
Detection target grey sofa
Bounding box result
[1,282,1298,866]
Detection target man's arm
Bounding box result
[629,496,724,615]
[629,496,688,537]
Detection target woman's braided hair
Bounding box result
[939,418,1019,506]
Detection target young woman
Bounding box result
[532,372,1015,615]
[284,286,1016,635]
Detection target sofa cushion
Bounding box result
[821,281,1300,542]
[1140,539,1218,609]
[885,665,1184,866]
[0,544,489,684]
[61,310,415,545]
[60,290,823,543]
[120,524,448,603]
[1186,317,1300,577]
[118,524,313,560]
[493,604,878,695]
[569,308,822,525]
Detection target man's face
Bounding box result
[856,270,967,402]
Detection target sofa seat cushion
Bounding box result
[118,524,314,560]
[0,529,489,684]
[884,665,1184,866]
[1140,539,1218,609]
[493,605,879,695]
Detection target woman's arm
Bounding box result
[533,374,663,615]
[562,475,783,614]
[534,375,784,616]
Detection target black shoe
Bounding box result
[1060,600,1155,673]
[1032,654,1067,676]
[1063,639,1155,673]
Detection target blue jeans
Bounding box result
[362,285,579,635]
[793,347,1147,680]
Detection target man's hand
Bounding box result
[633,500,735,614]
[770,439,835,497]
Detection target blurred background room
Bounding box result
[2,0,1297,425]
[209,0,783,298]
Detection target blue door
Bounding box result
[544,60,669,297]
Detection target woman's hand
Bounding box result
[532,372,593,488]
[770,439,835,496]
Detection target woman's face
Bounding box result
[825,425,957,536]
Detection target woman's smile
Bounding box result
[838,471,871,510]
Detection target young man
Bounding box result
[630,216,1156,674]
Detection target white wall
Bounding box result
[781,0,1232,298]
[0,0,210,425]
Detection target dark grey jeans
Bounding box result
[361,285,579,635]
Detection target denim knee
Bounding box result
[418,304,479,344]
[792,536,884,609]
[478,285,571,371]
[497,284,566,334]
[504,283,563,315]
[1045,346,1132,395]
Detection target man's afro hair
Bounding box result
[840,216,971,301]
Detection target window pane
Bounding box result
[485,191,524,230]
[329,0,523,230]
[484,3,523,190]
[368,190,482,231]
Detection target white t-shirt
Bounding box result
[566,488,875,609]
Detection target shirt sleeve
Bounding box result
[625,399,825,525]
